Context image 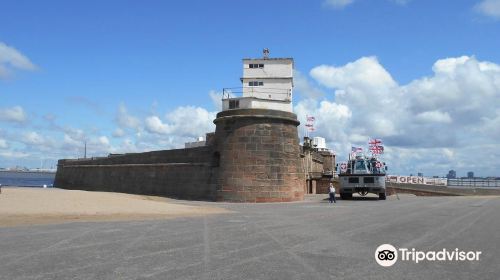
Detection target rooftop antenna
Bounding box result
[84,141,87,159]
[263,48,270,59]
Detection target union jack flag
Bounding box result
[369,145,384,154]
[368,138,382,145]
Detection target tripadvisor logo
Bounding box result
[375,244,398,267]
[375,244,482,267]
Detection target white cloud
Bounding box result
[120,138,139,152]
[112,128,125,138]
[0,42,36,79]
[21,131,55,151]
[63,134,80,148]
[145,116,171,135]
[145,106,216,138]
[294,70,325,99]
[324,0,354,9]
[324,0,411,9]
[0,95,220,165]
[442,148,455,160]
[0,106,27,123]
[297,55,500,176]
[475,0,500,19]
[311,57,397,91]
[165,106,216,137]
[0,138,8,149]
[415,111,452,124]
[98,136,110,146]
[391,0,411,5]
[116,103,141,131]
[23,132,45,145]
[0,151,29,158]
[209,90,223,111]
[480,109,500,139]
[432,56,470,74]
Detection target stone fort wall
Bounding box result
[54,109,308,202]
[213,109,305,202]
[54,146,218,200]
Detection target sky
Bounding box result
[1,0,500,177]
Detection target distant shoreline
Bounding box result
[0,185,53,188]
[0,170,56,174]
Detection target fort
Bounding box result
[54,50,335,202]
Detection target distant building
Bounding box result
[312,137,328,151]
[467,171,474,179]
[222,49,293,112]
[184,136,206,148]
[447,170,457,179]
[418,172,423,177]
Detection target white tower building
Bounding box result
[222,49,294,112]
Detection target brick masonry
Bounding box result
[213,109,305,202]
[316,179,339,194]
[54,146,218,200]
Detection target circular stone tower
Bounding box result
[213,108,305,202]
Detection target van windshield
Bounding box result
[355,160,366,172]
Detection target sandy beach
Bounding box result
[0,187,229,227]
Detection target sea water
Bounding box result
[0,171,56,187]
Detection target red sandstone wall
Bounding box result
[54,146,218,201]
[214,110,305,202]
[315,179,339,194]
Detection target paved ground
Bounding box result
[1,194,499,280]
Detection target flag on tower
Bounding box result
[305,115,315,132]
[368,138,383,145]
[368,138,384,155]
[369,145,384,154]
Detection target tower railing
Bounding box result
[222,87,291,101]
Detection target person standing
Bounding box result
[329,182,336,203]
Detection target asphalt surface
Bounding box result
[1,194,499,280]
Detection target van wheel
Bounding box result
[379,192,386,200]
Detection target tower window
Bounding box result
[248,81,264,86]
[249,64,264,69]
[229,99,239,109]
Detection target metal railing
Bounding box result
[222,87,291,101]
[447,178,500,188]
